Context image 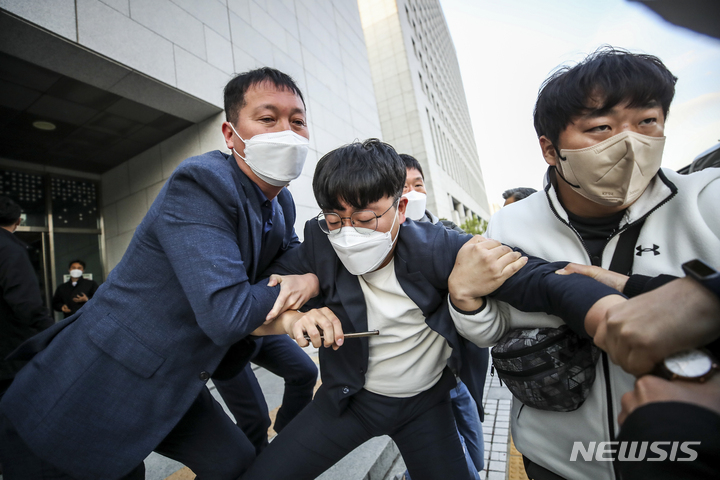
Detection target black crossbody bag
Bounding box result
[490,220,644,412]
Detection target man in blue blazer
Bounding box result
[244,139,625,480]
[0,68,319,480]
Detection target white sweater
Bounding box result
[359,258,452,397]
[452,167,720,480]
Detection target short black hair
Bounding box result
[223,67,305,124]
[313,139,406,211]
[399,154,424,179]
[534,46,677,148]
[68,259,86,269]
[0,196,21,227]
[502,187,537,201]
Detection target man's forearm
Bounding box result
[252,310,303,337]
[491,253,624,337]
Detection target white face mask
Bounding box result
[70,269,83,278]
[229,124,309,187]
[557,131,665,207]
[328,209,399,276]
[402,190,427,221]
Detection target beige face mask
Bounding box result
[556,131,665,207]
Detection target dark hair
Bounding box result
[313,139,406,211]
[68,259,86,269]
[0,196,21,227]
[399,154,424,179]
[223,67,305,124]
[534,46,677,148]
[502,187,537,201]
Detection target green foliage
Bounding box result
[460,216,488,235]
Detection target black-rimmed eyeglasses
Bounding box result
[316,202,397,235]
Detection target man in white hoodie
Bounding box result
[448,47,720,479]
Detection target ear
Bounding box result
[221,122,235,150]
[397,196,408,224]
[539,136,559,167]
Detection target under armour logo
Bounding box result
[636,244,660,256]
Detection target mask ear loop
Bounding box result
[228,123,248,161]
[553,146,581,189]
[387,198,402,247]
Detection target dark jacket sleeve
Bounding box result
[623,274,678,298]
[266,220,317,276]
[489,249,623,338]
[154,164,281,346]
[88,280,99,299]
[51,284,66,312]
[0,243,52,329]
[616,402,720,479]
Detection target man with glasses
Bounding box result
[242,139,624,480]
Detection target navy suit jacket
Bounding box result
[270,219,619,416]
[0,151,299,479]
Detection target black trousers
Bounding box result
[241,368,473,480]
[213,334,318,453]
[522,456,567,480]
[0,387,255,480]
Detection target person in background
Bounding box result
[0,196,53,398]
[400,154,462,232]
[502,187,537,206]
[399,153,486,480]
[52,260,99,319]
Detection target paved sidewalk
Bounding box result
[479,369,514,480]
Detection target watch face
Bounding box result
[684,259,716,279]
[664,349,713,378]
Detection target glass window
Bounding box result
[51,177,99,229]
[0,169,46,227]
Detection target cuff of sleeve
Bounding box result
[623,274,652,298]
[623,274,679,297]
[449,297,487,315]
[562,279,627,339]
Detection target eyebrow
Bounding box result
[254,104,306,116]
[582,100,661,119]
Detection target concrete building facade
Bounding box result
[0,0,382,308]
[358,0,490,224]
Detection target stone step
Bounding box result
[317,435,404,480]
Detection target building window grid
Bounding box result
[405,0,486,211]
[427,108,440,165]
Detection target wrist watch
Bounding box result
[655,348,719,382]
[682,259,720,301]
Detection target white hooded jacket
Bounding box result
[452,167,720,480]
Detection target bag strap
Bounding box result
[608,219,645,275]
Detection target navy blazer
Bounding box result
[270,219,619,416]
[0,151,299,479]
